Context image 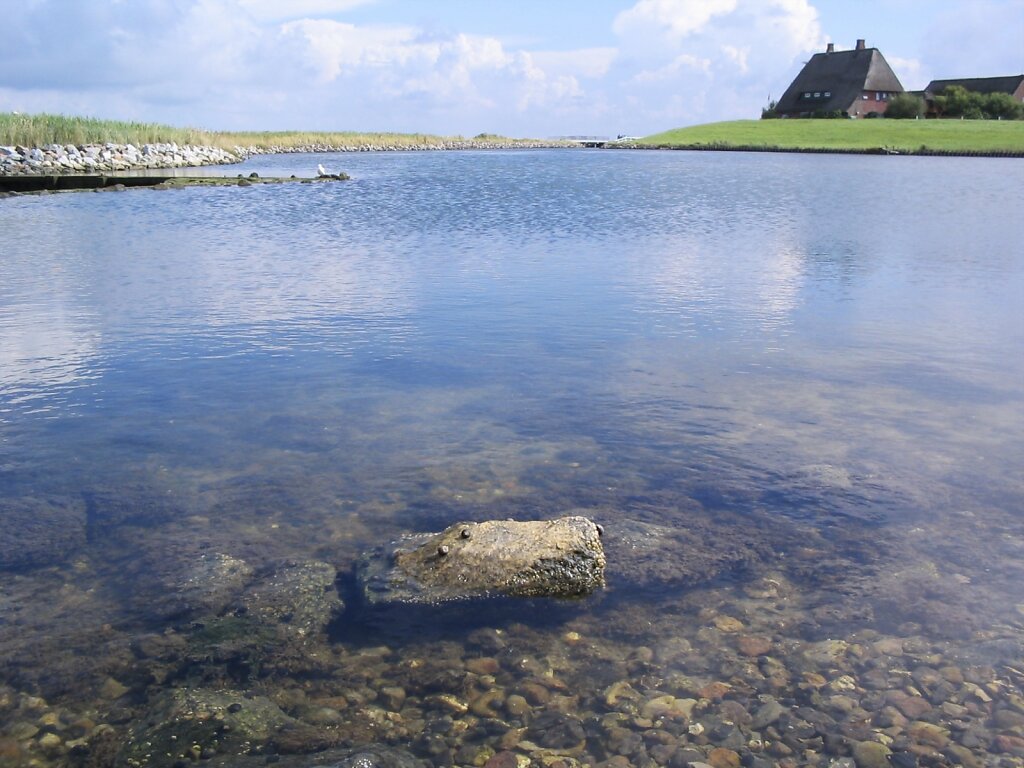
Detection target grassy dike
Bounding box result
[0,112,550,151]
[639,119,1024,156]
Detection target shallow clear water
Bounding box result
[1,149,1023,767]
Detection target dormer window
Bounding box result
[824,91,831,97]
[804,92,811,98]
[814,92,821,98]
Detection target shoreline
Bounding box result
[628,143,1024,158]
[0,138,575,177]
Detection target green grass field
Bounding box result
[0,113,545,150]
[640,119,1024,154]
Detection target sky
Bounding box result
[1,0,1022,138]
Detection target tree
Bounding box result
[983,92,1024,120]
[885,93,925,119]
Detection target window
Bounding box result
[862,94,869,100]
[814,92,821,98]
[824,91,831,97]
[804,92,811,98]
[876,92,883,101]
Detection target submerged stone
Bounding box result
[0,497,86,570]
[356,516,605,605]
[230,559,341,645]
[597,517,769,589]
[116,688,301,766]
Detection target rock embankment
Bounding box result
[0,142,240,175]
[0,138,573,176]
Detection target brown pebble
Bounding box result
[714,616,744,632]
[519,682,551,706]
[504,695,530,718]
[908,721,949,748]
[737,636,772,656]
[484,751,520,768]
[699,681,732,700]
[939,666,964,684]
[993,709,1024,729]
[466,657,500,675]
[498,727,526,750]
[995,734,1024,756]
[707,747,741,768]
[894,696,932,719]
[0,739,25,761]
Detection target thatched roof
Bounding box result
[924,75,1024,97]
[775,47,904,115]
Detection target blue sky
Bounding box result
[1,0,1022,137]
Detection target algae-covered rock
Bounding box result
[116,687,300,766]
[357,516,605,605]
[178,560,342,677]
[230,559,341,645]
[0,496,86,570]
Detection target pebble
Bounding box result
[852,740,891,768]
[908,721,949,748]
[750,699,786,729]
[993,734,1024,756]
[470,690,505,718]
[737,636,772,656]
[467,657,501,675]
[993,708,1024,729]
[484,752,529,768]
[8,722,38,740]
[699,682,732,701]
[641,695,696,721]
[893,696,931,719]
[432,694,469,714]
[707,746,741,768]
[37,732,63,755]
[714,616,745,633]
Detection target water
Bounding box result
[1,149,1023,767]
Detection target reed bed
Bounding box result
[0,113,513,150]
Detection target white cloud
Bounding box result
[610,0,823,127]
[887,56,926,90]
[614,0,739,39]
[238,0,376,23]
[0,0,831,136]
[633,53,712,83]
[530,48,619,79]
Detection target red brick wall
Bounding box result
[848,91,893,117]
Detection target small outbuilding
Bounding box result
[774,39,905,118]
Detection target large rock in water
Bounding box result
[357,516,605,605]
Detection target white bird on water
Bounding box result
[317,163,328,177]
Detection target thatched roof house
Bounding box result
[775,40,905,118]
[923,75,1024,102]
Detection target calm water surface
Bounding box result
[1,150,1023,767]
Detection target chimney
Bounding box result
[856,39,866,50]
[826,43,835,53]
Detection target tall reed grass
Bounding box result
[0,113,511,150]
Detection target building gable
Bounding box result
[774,40,904,117]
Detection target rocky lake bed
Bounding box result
[2,484,1023,768]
